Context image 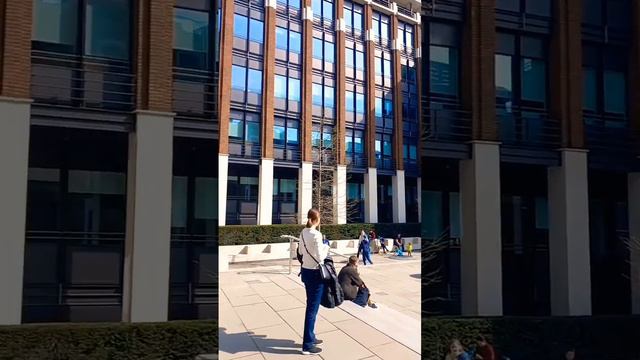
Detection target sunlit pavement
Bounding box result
[214,253,421,360]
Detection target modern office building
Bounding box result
[0,0,218,325]
[217,0,422,225]
[422,0,640,317]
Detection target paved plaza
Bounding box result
[216,253,421,360]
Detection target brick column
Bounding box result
[302,0,313,163]
[135,0,173,112]
[218,0,235,155]
[365,4,377,166]
[0,0,32,325]
[550,0,584,148]
[262,0,276,159]
[391,14,404,170]
[462,0,497,141]
[414,21,423,173]
[123,0,175,322]
[335,0,346,166]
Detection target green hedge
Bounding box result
[0,320,217,360]
[219,223,420,245]
[423,316,640,360]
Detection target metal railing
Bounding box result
[372,0,390,7]
[173,67,216,122]
[497,107,560,149]
[585,114,636,154]
[423,107,473,143]
[397,4,414,17]
[229,142,262,159]
[274,147,302,162]
[346,154,368,168]
[31,50,135,111]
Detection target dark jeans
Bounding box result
[362,250,372,265]
[353,287,370,307]
[301,267,325,351]
[380,242,388,253]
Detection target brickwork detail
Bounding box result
[0,0,32,98]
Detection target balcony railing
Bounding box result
[347,153,368,168]
[274,147,302,162]
[585,114,636,154]
[376,156,394,170]
[312,148,337,165]
[31,50,135,112]
[497,107,560,149]
[372,0,390,8]
[423,107,473,143]
[229,142,262,159]
[173,67,216,121]
[404,160,419,174]
[397,4,414,17]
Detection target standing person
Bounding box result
[338,256,378,308]
[361,232,373,265]
[379,235,389,254]
[407,240,413,257]
[299,208,329,355]
[357,229,367,259]
[397,234,404,253]
[475,335,495,360]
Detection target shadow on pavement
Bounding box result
[219,327,302,356]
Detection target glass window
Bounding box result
[354,136,363,153]
[355,51,365,70]
[604,71,626,114]
[231,65,246,90]
[247,69,262,94]
[84,0,131,60]
[324,41,334,63]
[313,38,323,59]
[288,78,300,101]
[384,100,393,116]
[322,0,333,20]
[583,68,597,111]
[583,0,602,25]
[287,126,299,144]
[312,0,322,17]
[249,19,263,43]
[274,75,287,98]
[356,94,365,114]
[229,118,243,138]
[383,60,392,77]
[346,135,353,152]
[174,8,209,52]
[246,122,260,143]
[430,46,458,96]
[423,191,444,239]
[496,0,519,11]
[290,31,301,53]
[289,0,300,9]
[526,0,550,16]
[323,132,333,147]
[33,0,78,46]
[495,54,513,99]
[274,126,286,144]
[346,91,355,112]
[324,86,334,108]
[383,140,392,155]
[375,98,382,117]
[521,58,546,103]
[409,145,417,159]
[344,8,353,29]
[234,14,248,38]
[375,57,382,75]
[346,48,354,67]
[312,84,323,105]
[449,192,461,238]
[275,27,288,50]
[312,131,321,146]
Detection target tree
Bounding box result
[626,236,640,311]
[422,228,450,315]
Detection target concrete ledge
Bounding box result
[218,238,421,272]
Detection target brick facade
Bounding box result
[0,0,32,99]
[218,0,236,155]
[365,4,377,166]
[336,0,347,166]
[302,0,314,162]
[261,4,276,159]
[392,14,404,170]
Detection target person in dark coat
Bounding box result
[320,256,344,309]
[338,256,377,308]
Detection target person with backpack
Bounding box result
[361,232,373,265]
[298,208,329,355]
[357,229,366,259]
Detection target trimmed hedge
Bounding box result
[0,320,217,360]
[219,223,420,245]
[423,316,640,360]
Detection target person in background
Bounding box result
[397,233,404,253]
[407,241,413,257]
[322,234,330,246]
[475,335,495,360]
[357,229,367,259]
[445,339,472,360]
[338,255,377,308]
[361,232,373,265]
[378,235,389,254]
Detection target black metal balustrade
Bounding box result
[397,4,414,17]
[274,147,302,162]
[585,114,637,155]
[497,107,560,150]
[31,50,135,112]
[423,107,473,143]
[347,154,368,168]
[23,231,125,323]
[229,142,262,159]
[169,234,217,320]
[173,67,217,121]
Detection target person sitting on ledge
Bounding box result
[338,255,377,308]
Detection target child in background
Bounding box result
[407,241,413,257]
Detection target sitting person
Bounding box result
[338,256,377,308]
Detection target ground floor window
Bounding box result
[347,173,364,223]
[226,164,259,225]
[273,168,298,224]
[377,175,393,223]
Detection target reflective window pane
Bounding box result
[324,86,334,108]
[229,118,243,138]
[274,75,287,98]
[521,58,546,103]
[234,14,248,38]
[430,46,459,96]
[604,71,626,114]
[246,122,260,143]
[247,69,262,94]
[275,27,288,50]
[582,68,597,111]
[84,0,130,60]
[495,54,513,99]
[33,0,78,47]
[313,38,323,59]
[288,78,300,101]
[249,19,264,43]
[231,65,246,90]
[312,83,323,105]
[174,8,209,52]
[290,31,301,53]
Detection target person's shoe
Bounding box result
[368,302,378,309]
[314,339,323,345]
[302,347,322,355]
